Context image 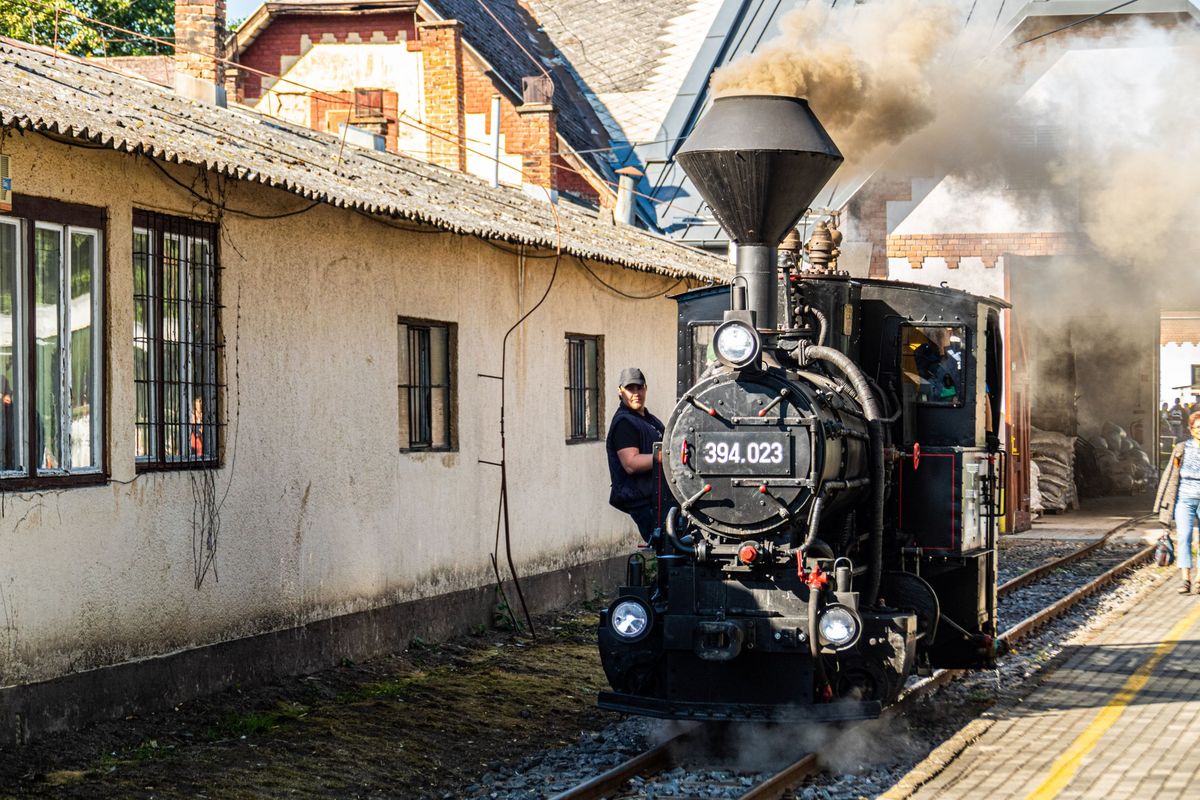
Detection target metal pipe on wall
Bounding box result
[490,95,501,188]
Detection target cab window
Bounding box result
[689,323,718,387]
[900,325,966,407]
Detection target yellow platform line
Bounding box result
[1024,602,1200,799]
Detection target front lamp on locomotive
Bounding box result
[597,94,1005,722]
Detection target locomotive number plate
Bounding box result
[694,432,792,476]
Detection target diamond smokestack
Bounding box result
[676,95,843,328]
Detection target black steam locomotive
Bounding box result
[598,95,1006,721]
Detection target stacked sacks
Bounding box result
[1075,422,1155,496]
[1031,427,1078,513]
[1029,459,1045,517]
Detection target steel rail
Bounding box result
[547,729,694,800]
[997,513,1152,595]
[735,533,1156,800]
[999,543,1153,644]
[558,520,1154,800]
[738,753,821,799]
[997,536,1109,595]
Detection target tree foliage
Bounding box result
[0,0,174,57]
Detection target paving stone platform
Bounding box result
[895,500,1200,800]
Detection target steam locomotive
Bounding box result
[598,95,1007,721]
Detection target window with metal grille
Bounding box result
[564,335,601,441]
[398,318,454,451]
[133,210,220,469]
[0,197,105,485]
[353,88,385,121]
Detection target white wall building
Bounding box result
[0,38,726,740]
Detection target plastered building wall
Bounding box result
[255,31,549,194]
[259,42,429,159]
[0,133,679,687]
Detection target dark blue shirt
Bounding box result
[605,404,664,511]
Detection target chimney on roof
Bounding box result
[417,20,467,172]
[516,76,557,195]
[174,0,228,106]
[614,166,642,226]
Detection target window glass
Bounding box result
[0,220,22,473]
[1,204,104,482]
[34,225,62,472]
[564,335,601,441]
[398,318,454,451]
[68,229,97,469]
[429,325,450,447]
[691,324,717,387]
[900,325,966,407]
[133,212,219,469]
[397,322,411,447]
[133,228,156,459]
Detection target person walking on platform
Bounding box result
[1156,411,1200,593]
[1169,399,1187,441]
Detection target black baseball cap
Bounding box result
[618,367,646,388]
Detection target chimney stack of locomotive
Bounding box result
[675,95,843,329]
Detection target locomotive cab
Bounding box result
[597,94,1004,722]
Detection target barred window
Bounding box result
[564,334,601,441]
[398,317,454,451]
[0,198,105,484]
[133,211,220,469]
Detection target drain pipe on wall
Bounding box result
[490,95,502,188]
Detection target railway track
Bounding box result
[550,519,1154,800]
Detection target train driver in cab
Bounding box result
[605,367,672,543]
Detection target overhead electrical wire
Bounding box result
[574,256,684,299]
[470,0,550,79]
[13,0,715,282]
[1019,0,1141,45]
[10,0,675,210]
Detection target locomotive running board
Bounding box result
[598,691,882,723]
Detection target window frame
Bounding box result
[564,333,603,443]
[398,316,456,452]
[133,209,221,472]
[0,195,107,489]
[899,323,968,409]
[352,88,386,123]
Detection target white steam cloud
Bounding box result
[709,0,1200,289]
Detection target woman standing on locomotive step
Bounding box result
[1156,411,1200,593]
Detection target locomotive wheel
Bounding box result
[834,658,897,705]
[879,571,940,644]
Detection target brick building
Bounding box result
[227,0,618,208]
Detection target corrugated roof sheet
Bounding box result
[0,37,729,283]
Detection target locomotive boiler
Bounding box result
[598,95,1006,721]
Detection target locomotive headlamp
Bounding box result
[817,604,861,649]
[609,598,653,642]
[713,320,761,368]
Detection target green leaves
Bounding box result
[0,0,175,57]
